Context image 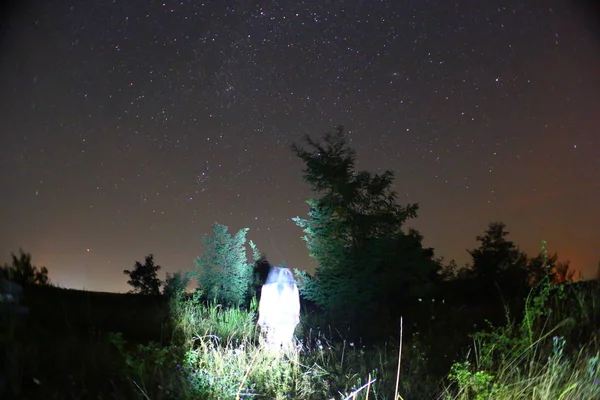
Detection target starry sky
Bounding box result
[1,0,599,293]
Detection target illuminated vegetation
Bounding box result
[1,129,598,398]
[1,265,598,399]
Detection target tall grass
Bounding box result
[170,291,259,347]
[443,253,600,400]
[445,334,599,400]
[162,289,449,400]
[168,291,384,399]
[106,276,598,400]
[3,269,598,399]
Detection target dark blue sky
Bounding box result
[1,0,599,292]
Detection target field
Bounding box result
[1,279,599,399]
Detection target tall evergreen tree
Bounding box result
[292,126,439,324]
[163,270,193,298]
[193,222,255,307]
[467,222,527,280]
[465,222,531,302]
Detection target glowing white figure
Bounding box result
[257,266,300,349]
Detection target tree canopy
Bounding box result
[193,222,257,307]
[467,222,527,279]
[1,249,50,286]
[457,222,576,303]
[163,270,193,298]
[292,126,440,326]
[123,254,163,295]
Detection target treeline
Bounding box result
[2,126,588,342]
[284,126,581,339]
[120,126,586,342]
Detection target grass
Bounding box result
[1,277,598,399]
[443,277,600,400]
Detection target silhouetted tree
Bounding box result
[526,251,575,286]
[1,249,50,286]
[466,222,529,300]
[193,222,256,307]
[438,258,468,281]
[292,126,440,326]
[251,253,273,301]
[468,223,527,278]
[123,254,162,295]
[550,259,575,284]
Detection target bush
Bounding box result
[443,244,600,400]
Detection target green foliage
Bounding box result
[291,126,439,325]
[446,334,600,399]
[180,337,304,399]
[123,254,163,295]
[163,270,193,298]
[447,361,506,400]
[108,331,181,398]
[8,249,596,400]
[468,241,567,372]
[170,290,258,346]
[518,241,571,344]
[444,240,600,400]
[526,251,576,286]
[547,280,600,345]
[169,292,306,399]
[1,249,50,286]
[168,292,425,400]
[193,222,254,307]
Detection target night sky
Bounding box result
[1,0,599,293]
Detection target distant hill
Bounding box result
[22,285,170,343]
